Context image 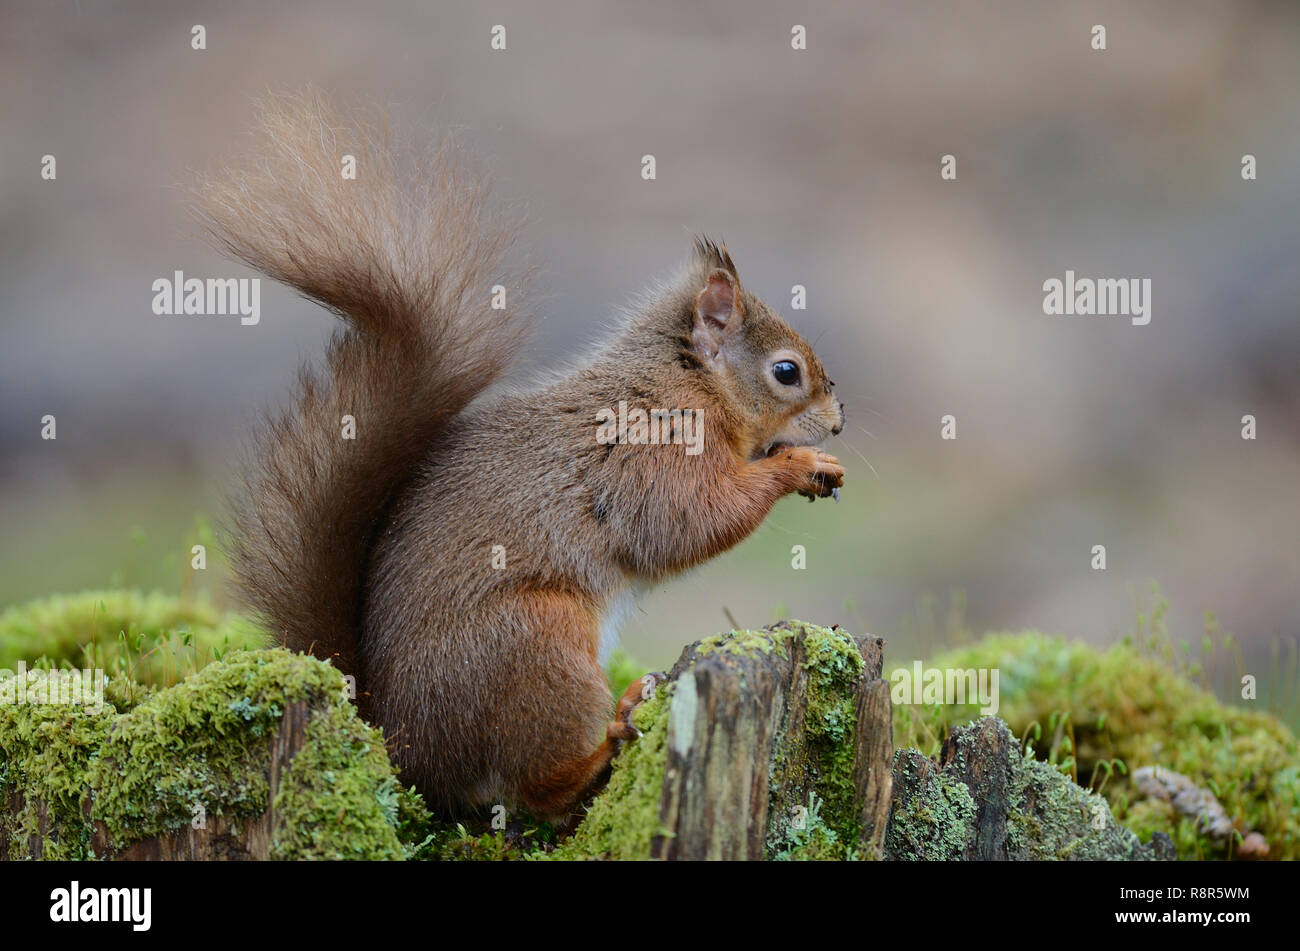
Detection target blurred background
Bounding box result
[1,1,1297,682]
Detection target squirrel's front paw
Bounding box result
[772,446,845,500]
[608,672,666,742]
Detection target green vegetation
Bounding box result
[553,686,670,860]
[887,751,976,860]
[0,589,266,708]
[893,616,1299,859]
[604,647,645,703]
[3,587,1294,861]
[764,622,866,860]
[1,646,409,860]
[889,717,1166,860]
[566,621,869,860]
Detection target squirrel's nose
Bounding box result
[831,402,845,435]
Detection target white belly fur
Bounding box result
[597,586,642,665]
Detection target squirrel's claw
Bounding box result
[611,670,665,745]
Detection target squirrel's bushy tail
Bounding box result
[193,89,528,677]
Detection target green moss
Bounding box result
[0,698,117,859]
[564,622,870,861]
[270,707,408,860]
[373,787,563,861]
[1,645,408,860]
[554,687,671,860]
[0,590,266,709]
[0,598,877,862]
[89,649,335,847]
[433,825,521,861]
[893,631,1300,859]
[0,592,680,863]
[694,627,793,660]
[766,621,865,860]
[421,816,564,860]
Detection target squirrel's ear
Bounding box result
[692,268,744,363]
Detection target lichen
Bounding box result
[694,627,794,660]
[884,750,976,860]
[888,718,1165,860]
[770,790,844,861]
[1014,748,1168,859]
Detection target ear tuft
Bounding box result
[693,235,739,282]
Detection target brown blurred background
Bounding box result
[1,1,1297,674]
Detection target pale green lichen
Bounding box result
[1010,751,1152,860]
[885,750,976,860]
[888,718,1164,860]
[694,627,793,660]
[770,790,848,861]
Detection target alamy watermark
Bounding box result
[0,663,106,713]
[595,400,704,456]
[890,661,1000,716]
[1042,270,1151,326]
[152,271,260,325]
[50,881,150,931]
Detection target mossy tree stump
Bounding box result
[886,717,1175,860]
[5,699,316,861]
[86,697,314,860]
[656,622,891,859]
[0,650,413,861]
[567,621,893,860]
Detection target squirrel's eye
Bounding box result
[772,360,800,386]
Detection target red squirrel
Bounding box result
[195,91,845,822]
